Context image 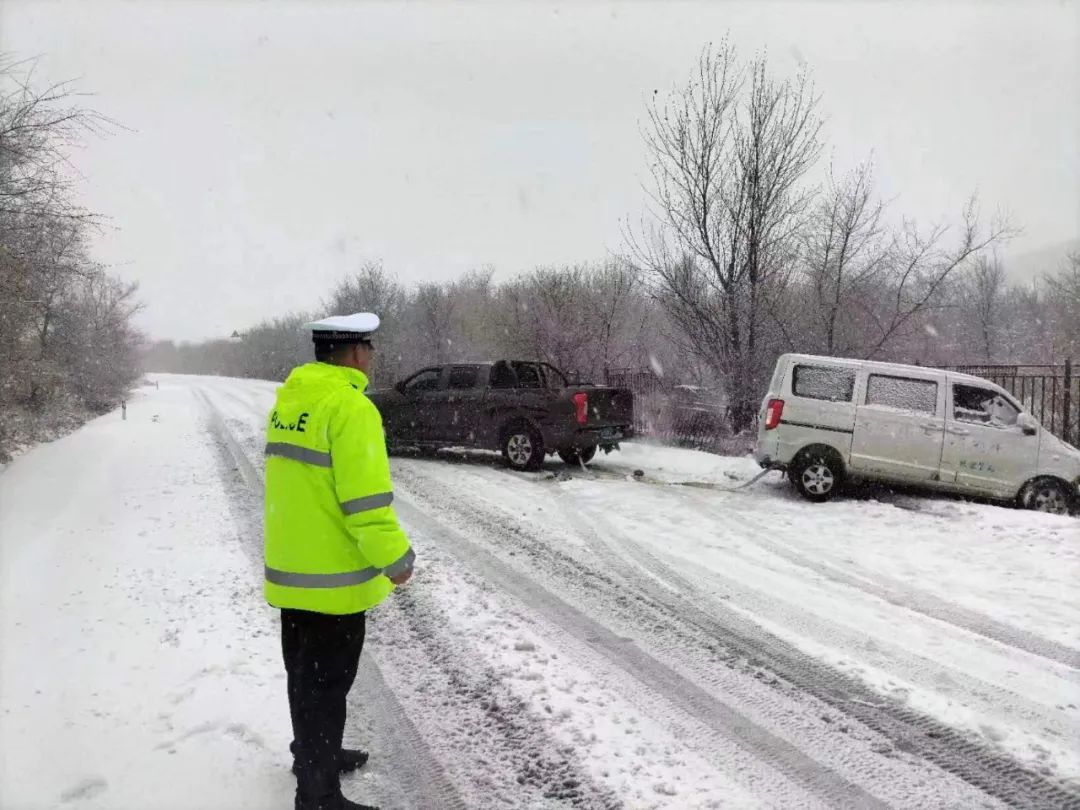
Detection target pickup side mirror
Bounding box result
[1017,413,1039,435]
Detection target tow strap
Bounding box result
[574,455,781,492]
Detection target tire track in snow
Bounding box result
[555,482,1080,751]
[679,488,1080,671]
[194,386,469,810]
[397,462,1080,809]
[195,389,262,490]
[374,582,624,809]
[197,380,1080,807]
[541,463,1080,669]
[196,384,795,807]
[199,384,641,808]
[392,468,894,810]
[571,460,1080,670]
[548,485,1080,796]
[201,382,777,808]
[591,501,1080,756]
[349,655,473,810]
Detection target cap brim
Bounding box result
[311,331,372,343]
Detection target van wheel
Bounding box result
[1020,478,1073,516]
[502,423,545,471]
[792,450,843,503]
[558,446,597,466]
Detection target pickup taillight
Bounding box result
[573,392,588,425]
[764,398,785,431]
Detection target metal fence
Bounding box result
[949,360,1077,447]
[603,368,666,397]
[604,367,733,449]
[604,368,670,437]
[606,361,1080,450]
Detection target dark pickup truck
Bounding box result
[367,360,635,470]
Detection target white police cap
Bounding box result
[304,312,380,344]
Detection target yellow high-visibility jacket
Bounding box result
[263,362,414,614]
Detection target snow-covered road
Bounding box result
[2,374,1078,809]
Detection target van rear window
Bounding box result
[792,365,856,402]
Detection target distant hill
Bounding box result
[1004,238,1080,286]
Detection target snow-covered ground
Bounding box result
[0,379,291,809]
[1,374,1078,809]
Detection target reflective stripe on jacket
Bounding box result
[263,362,414,614]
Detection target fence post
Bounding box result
[1064,358,1073,446]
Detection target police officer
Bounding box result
[264,312,415,810]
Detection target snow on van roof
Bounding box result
[777,353,992,387]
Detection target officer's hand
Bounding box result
[389,568,413,586]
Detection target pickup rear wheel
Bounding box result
[502,424,545,471]
[558,446,597,466]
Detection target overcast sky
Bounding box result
[2,0,1077,342]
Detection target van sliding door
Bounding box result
[850,373,946,482]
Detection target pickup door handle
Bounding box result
[921,422,941,432]
[947,426,971,436]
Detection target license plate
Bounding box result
[601,428,621,440]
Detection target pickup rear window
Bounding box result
[514,363,544,389]
[488,361,572,390]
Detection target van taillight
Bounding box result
[573,392,588,425]
[764,398,784,430]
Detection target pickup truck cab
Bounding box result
[756,353,1080,514]
[368,360,635,470]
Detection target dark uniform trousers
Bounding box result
[281,608,367,807]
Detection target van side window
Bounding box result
[953,384,1020,427]
[792,365,856,402]
[865,374,938,415]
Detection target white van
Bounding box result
[755,353,1080,514]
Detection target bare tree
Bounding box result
[589,261,647,374]
[0,59,140,458]
[323,260,405,321]
[234,312,314,381]
[1045,252,1080,359]
[440,268,500,363]
[0,57,112,227]
[955,254,1007,362]
[629,42,823,430]
[853,197,1013,358]
[500,266,595,373]
[413,282,457,365]
[801,159,892,354]
[48,272,143,408]
[322,259,411,381]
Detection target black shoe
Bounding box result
[295,795,378,810]
[338,749,370,774]
[292,749,370,776]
